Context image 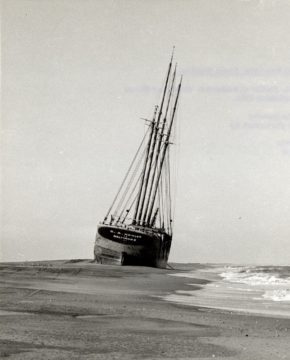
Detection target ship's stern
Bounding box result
[94,224,171,267]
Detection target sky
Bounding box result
[1,0,290,264]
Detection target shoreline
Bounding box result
[0,260,289,359]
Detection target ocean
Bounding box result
[164,265,290,318]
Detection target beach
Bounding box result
[0,261,289,359]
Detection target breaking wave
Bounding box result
[220,266,290,302]
[263,290,290,302]
[164,265,290,317]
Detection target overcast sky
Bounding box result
[1,0,290,264]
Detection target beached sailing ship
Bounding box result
[94,54,182,268]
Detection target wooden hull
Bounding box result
[94,224,172,268]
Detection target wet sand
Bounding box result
[0,260,289,359]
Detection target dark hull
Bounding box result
[94,224,172,268]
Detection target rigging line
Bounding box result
[117,146,164,225]
[166,149,172,234]
[111,138,147,219]
[116,171,143,223]
[171,102,180,224]
[129,149,163,225]
[103,125,150,223]
[161,167,166,230]
[157,184,162,228]
[145,139,166,225]
[164,163,169,231]
[113,143,147,217]
[136,122,163,224]
[166,149,171,231]
[165,171,169,230]
[133,105,158,224]
[165,163,169,230]
[136,57,173,224]
[122,140,164,224]
[163,155,169,233]
[145,76,182,227]
[142,65,177,226]
[158,171,163,229]
[135,117,160,224]
[121,191,139,224]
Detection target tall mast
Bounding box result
[141,64,177,226]
[132,106,158,224]
[135,54,173,225]
[145,76,182,226]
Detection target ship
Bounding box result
[94,53,182,268]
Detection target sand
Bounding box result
[0,260,289,359]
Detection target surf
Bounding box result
[163,264,290,318]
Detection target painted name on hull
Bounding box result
[98,226,157,246]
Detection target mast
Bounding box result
[141,64,177,226]
[145,76,182,227]
[135,54,173,225]
[132,106,158,224]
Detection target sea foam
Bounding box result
[263,289,290,302]
[164,265,290,318]
[221,267,290,286]
[220,266,290,302]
